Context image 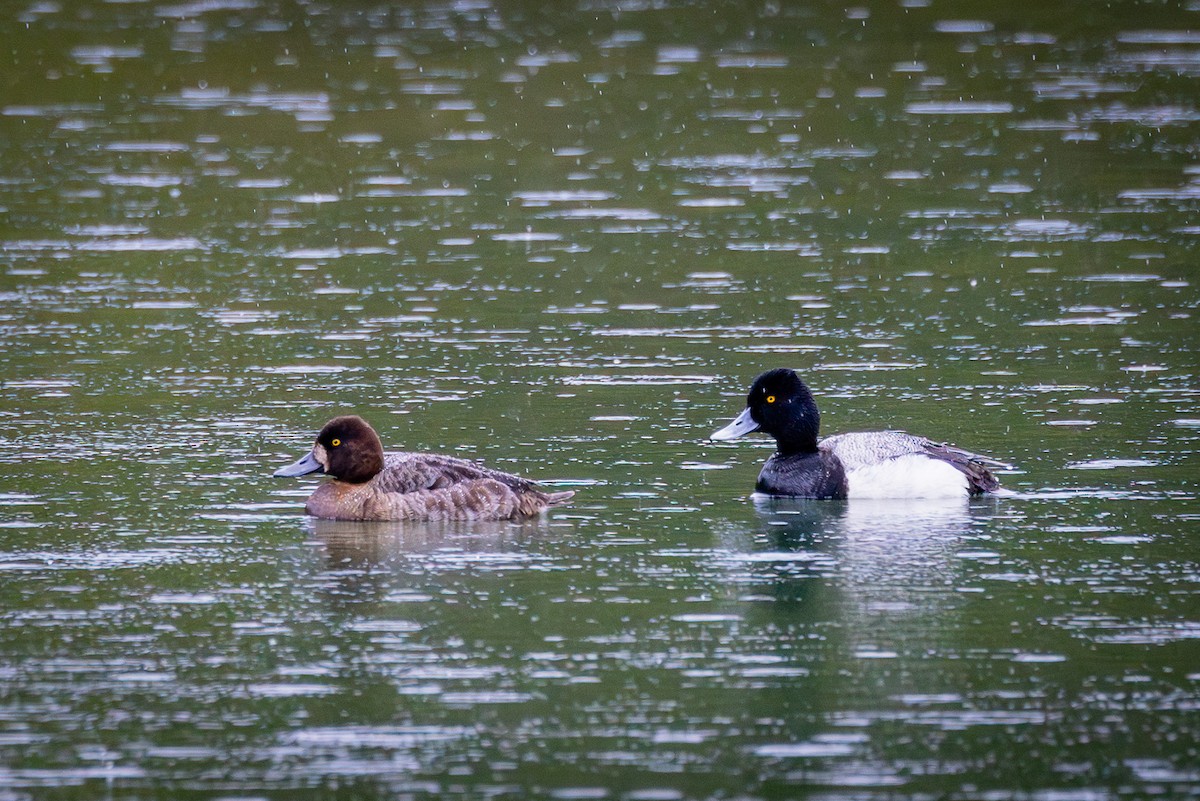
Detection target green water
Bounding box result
[2,1,1198,799]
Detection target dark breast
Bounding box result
[755,450,848,499]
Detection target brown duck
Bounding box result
[273,415,575,521]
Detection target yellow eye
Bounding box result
[766,395,776,404]
[331,438,341,447]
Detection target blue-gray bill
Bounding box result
[273,450,323,477]
[710,407,760,441]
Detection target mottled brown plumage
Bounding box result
[274,415,574,521]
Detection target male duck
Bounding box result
[710,368,1008,499]
[274,415,575,521]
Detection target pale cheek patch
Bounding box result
[314,443,330,472]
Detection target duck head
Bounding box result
[710,368,821,454]
[273,415,386,484]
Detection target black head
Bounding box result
[712,368,821,453]
[315,415,386,483]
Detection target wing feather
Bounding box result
[373,452,538,495]
[820,431,1007,495]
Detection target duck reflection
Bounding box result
[744,496,999,628]
[312,517,553,565]
[307,516,572,608]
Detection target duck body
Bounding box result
[757,432,1001,499]
[712,369,1006,500]
[274,416,574,521]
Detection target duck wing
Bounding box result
[921,441,1009,493]
[820,432,1008,494]
[375,452,539,495]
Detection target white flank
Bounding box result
[844,454,969,499]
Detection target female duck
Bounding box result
[711,368,1008,499]
[274,415,574,521]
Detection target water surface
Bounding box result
[2,1,1198,798]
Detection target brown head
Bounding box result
[273,415,386,484]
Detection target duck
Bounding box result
[273,415,575,521]
[710,368,1008,499]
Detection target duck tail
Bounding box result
[543,490,576,507]
[511,488,575,519]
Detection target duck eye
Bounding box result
[331,438,341,447]
[766,395,776,404]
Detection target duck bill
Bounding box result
[710,407,760,441]
[273,448,324,478]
